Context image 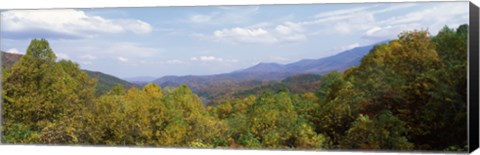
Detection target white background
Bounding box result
[0,0,478,155]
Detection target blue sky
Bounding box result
[0,2,469,79]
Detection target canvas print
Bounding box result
[0,1,471,152]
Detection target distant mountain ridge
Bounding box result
[237,62,288,73]
[124,76,157,85]
[233,43,377,75]
[285,44,376,74]
[152,41,385,103]
[154,42,381,86]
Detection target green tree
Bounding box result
[236,90,328,149]
[39,60,97,144]
[159,85,227,147]
[341,26,468,150]
[340,111,413,150]
[311,71,363,147]
[108,84,126,96]
[2,39,96,143]
[409,25,468,150]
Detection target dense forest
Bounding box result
[1,24,468,151]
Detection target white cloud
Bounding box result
[201,56,216,61]
[117,57,128,62]
[117,19,152,34]
[213,27,278,44]
[330,42,362,53]
[275,25,292,35]
[1,9,152,39]
[166,59,183,64]
[108,44,161,64]
[211,22,306,44]
[365,27,382,36]
[6,48,22,54]
[341,43,360,51]
[297,3,418,36]
[200,4,423,44]
[189,56,240,63]
[292,2,467,39]
[200,56,223,61]
[56,53,70,60]
[187,6,259,25]
[189,14,212,23]
[304,4,412,26]
[275,22,304,35]
[364,2,468,40]
[385,3,467,26]
[214,28,268,38]
[363,25,398,39]
[53,42,161,66]
[371,3,416,14]
[314,6,372,19]
[302,10,372,26]
[198,56,223,62]
[331,12,376,34]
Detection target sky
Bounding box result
[0,2,469,79]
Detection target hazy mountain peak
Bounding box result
[240,62,286,73]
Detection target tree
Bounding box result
[315,71,346,103]
[2,39,96,143]
[39,60,97,145]
[143,83,163,97]
[310,71,364,147]
[159,85,227,147]
[85,94,127,145]
[340,26,468,150]
[234,90,328,149]
[108,84,126,96]
[408,25,468,150]
[340,111,413,150]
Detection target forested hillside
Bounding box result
[1,25,468,151]
[85,70,137,96]
[1,51,22,69]
[230,74,322,103]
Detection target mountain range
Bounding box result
[147,42,381,104]
[152,43,376,84]
[232,44,374,76]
